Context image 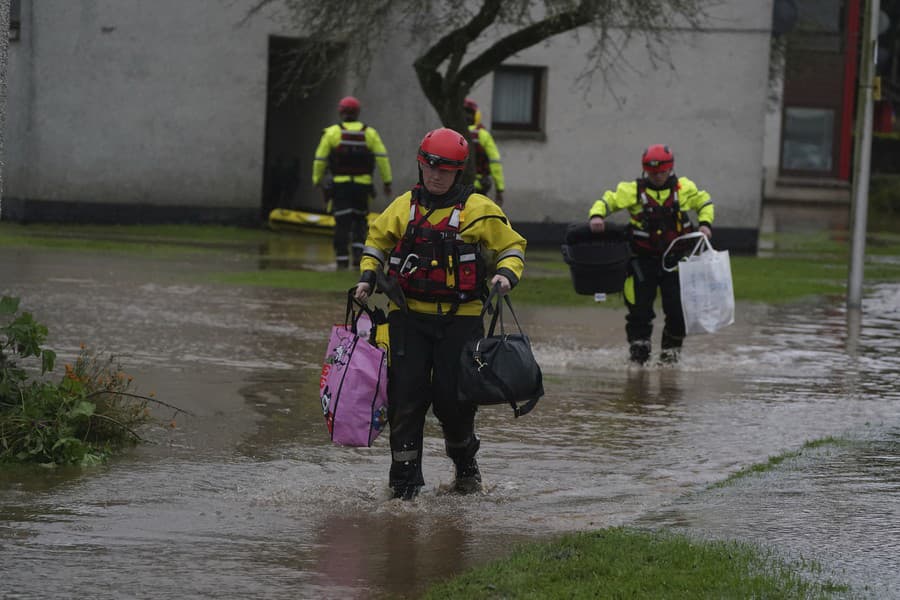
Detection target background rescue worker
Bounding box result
[464,98,506,206]
[354,128,526,501]
[588,144,714,365]
[313,96,393,269]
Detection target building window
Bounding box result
[491,66,545,132]
[9,0,20,41]
[788,0,842,52]
[795,0,840,33]
[781,107,834,171]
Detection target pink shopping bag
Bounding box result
[318,296,389,447]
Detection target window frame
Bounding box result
[779,105,837,176]
[491,65,546,133]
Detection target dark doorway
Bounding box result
[261,36,343,219]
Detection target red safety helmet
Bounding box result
[337,96,361,116]
[642,144,674,174]
[463,97,478,112]
[417,128,469,171]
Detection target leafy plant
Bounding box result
[0,296,187,466]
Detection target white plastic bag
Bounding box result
[664,233,735,335]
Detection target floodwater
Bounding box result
[1,238,898,599]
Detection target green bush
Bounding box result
[1,296,174,466]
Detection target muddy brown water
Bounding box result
[1,241,898,599]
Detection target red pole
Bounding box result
[840,0,862,180]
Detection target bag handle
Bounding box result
[482,284,525,338]
[344,287,378,334]
[512,395,541,418]
[662,232,713,272]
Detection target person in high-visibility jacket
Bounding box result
[588,144,714,365]
[464,98,505,206]
[313,96,393,269]
[354,128,526,501]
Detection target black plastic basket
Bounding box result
[560,223,631,295]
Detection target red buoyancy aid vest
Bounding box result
[468,126,490,177]
[329,124,375,175]
[387,188,486,306]
[629,177,694,255]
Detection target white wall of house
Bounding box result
[3,0,774,234]
[469,1,775,230]
[5,0,284,208]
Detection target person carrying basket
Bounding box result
[588,144,715,365]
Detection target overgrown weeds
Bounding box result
[0,296,188,466]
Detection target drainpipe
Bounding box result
[847,0,879,310]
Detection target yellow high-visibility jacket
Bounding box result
[360,190,526,316]
[468,124,505,192]
[312,121,392,187]
[588,176,714,229]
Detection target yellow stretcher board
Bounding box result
[268,209,380,236]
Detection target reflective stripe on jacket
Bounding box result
[361,189,526,316]
[588,175,714,254]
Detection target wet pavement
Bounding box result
[1,239,898,599]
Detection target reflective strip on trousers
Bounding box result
[392,449,418,462]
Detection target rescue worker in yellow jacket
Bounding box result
[588,144,714,365]
[313,96,393,269]
[354,128,526,500]
[464,98,505,206]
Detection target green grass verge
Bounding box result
[209,269,360,293]
[516,238,900,305]
[0,223,286,256]
[422,527,848,599]
[0,222,280,243]
[4,224,900,305]
[710,436,853,490]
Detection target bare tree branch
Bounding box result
[457,2,597,88]
[237,0,277,27]
[251,0,716,137]
[85,390,195,417]
[91,413,145,442]
[415,0,504,76]
[414,0,504,119]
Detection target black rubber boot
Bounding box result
[389,450,424,501]
[452,457,482,494]
[659,347,681,365]
[629,340,651,365]
[392,484,422,501]
[660,329,683,364]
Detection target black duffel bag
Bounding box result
[458,286,544,417]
